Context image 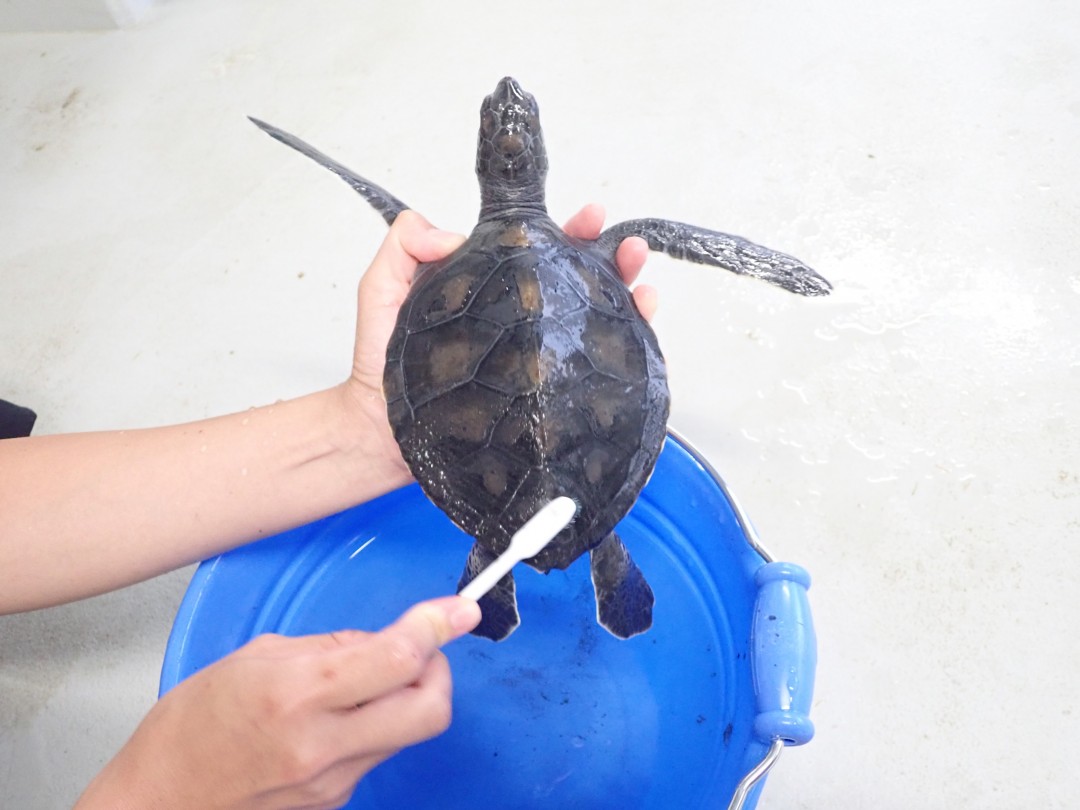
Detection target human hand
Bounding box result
[562,203,656,321]
[76,597,482,810]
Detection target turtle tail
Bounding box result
[248,117,408,226]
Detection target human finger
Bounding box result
[614,234,649,287]
[633,284,659,322]
[362,209,465,298]
[561,205,650,288]
[300,653,451,796]
[235,630,373,661]
[316,596,479,709]
[385,209,465,272]
[298,629,374,654]
[351,211,466,393]
[614,234,649,286]
[341,650,454,753]
[563,203,605,240]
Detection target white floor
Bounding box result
[2,1,1078,807]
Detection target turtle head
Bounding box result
[476,77,548,219]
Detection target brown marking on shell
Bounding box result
[429,339,481,388]
[580,373,633,434]
[483,460,508,496]
[588,331,632,379]
[439,274,473,313]
[584,447,610,485]
[515,269,542,314]
[590,396,618,429]
[406,384,512,462]
[498,223,531,248]
[447,404,491,443]
[583,313,647,381]
[399,316,503,403]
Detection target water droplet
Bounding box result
[867,474,898,484]
[780,379,809,405]
[813,326,839,341]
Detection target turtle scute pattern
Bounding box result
[384,222,667,574]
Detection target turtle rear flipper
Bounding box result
[595,218,831,297]
[457,542,521,641]
[590,533,654,639]
[248,116,408,226]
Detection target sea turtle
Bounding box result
[251,77,830,641]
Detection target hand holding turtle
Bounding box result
[75,597,481,810]
[562,202,656,321]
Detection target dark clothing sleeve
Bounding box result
[0,399,37,439]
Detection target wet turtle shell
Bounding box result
[383,216,669,574]
[250,77,830,641]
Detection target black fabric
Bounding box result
[0,399,37,439]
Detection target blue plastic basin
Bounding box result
[160,434,807,808]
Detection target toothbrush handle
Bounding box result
[456,498,577,601]
[458,551,516,601]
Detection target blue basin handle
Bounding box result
[751,562,817,746]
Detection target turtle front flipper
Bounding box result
[590,532,654,639]
[595,218,831,297]
[457,542,521,641]
[248,117,409,226]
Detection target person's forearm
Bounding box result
[0,383,410,613]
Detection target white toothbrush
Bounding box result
[458,496,578,601]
